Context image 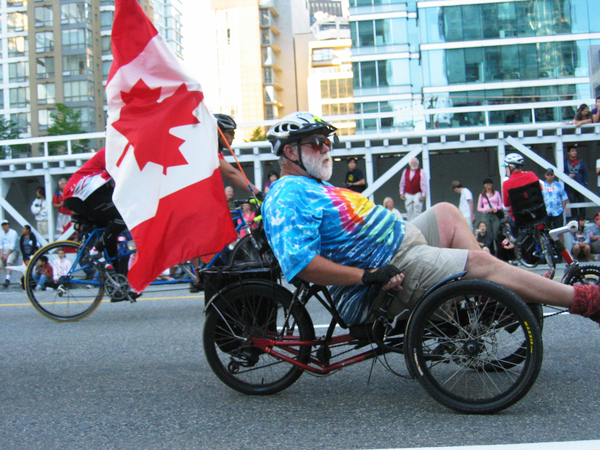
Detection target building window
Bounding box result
[102,60,112,78]
[11,113,31,135]
[9,87,29,108]
[8,62,28,83]
[8,37,27,57]
[321,78,353,100]
[36,56,55,79]
[37,83,56,105]
[61,2,91,25]
[36,31,54,53]
[63,54,92,76]
[62,29,91,51]
[64,80,92,102]
[72,106,95,128]
[38,109,55,131]
[101,10,114,31]
[353,59,409,89]
[101,36,111,55]
[313,48,334,62]
[7,12,28,32]
[264,105,277,121]
[34,6,53,27]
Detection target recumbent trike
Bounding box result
[202,263,543,414]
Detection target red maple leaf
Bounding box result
[112,79,204,175]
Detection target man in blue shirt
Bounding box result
[564,145,589,219]
[262,112,600,326]
[541,168,569,230]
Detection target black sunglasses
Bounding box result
[298,135,338,152]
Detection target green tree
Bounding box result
[249,126,266,142]
[47,103,88,155]
[0,117,29,159]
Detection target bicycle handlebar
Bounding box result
[233,198,263,207]
[548,220,578,241]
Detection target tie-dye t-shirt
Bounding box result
[263,175,406,325]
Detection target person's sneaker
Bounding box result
[3,279,10,288]
[189,282,203,293]
[89,249,113,270]
[34,286,45,291]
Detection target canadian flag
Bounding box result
[105,0,236,292]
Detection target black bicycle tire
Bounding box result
[562,265,600,286]
[227,234,264,266]
[203,281,314,395]
[516,233,541,268]
[405,279,543,414]
[538,231,556,270]
[25,241,104,322]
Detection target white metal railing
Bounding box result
[2,120,600,244]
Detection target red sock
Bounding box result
[569,285,600,322]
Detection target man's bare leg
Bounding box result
[431,202,574,308]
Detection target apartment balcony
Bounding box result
[261,46,280,69]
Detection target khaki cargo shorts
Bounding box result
[373,208,469,317]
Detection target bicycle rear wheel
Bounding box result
[25,241,104,322]
[516,233,541,268]
[203,281,314,395]
[405,279,543,414]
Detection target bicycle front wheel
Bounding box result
[405,279,543,414]
[25,241,104,322]
[228,230,276,268]
[537,231,556,269]
[563,265,600,286]
[203,281,314,395]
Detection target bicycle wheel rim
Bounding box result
[406,280,542,414]
[26,241,105,322]
[203,282,313,395]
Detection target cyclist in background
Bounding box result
[189,114,264,292]
[63,148,126,272]
[214,114,262,196]
[501,153,546,237]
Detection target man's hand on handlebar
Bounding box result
[362,264,404,291]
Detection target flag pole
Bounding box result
[217,126,260,199]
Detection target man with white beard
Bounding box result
[399,157,428,221]
[261,111,600,328]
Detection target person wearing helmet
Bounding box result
[501,152,546,233]
[261,112,600,328]
[188,114,264,293]
[213,113,261,197]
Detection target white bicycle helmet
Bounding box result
[267,112,337,156]
[504,153,524,167]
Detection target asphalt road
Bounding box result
[1,282,599,449]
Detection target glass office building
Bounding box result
[349,0,600,133]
